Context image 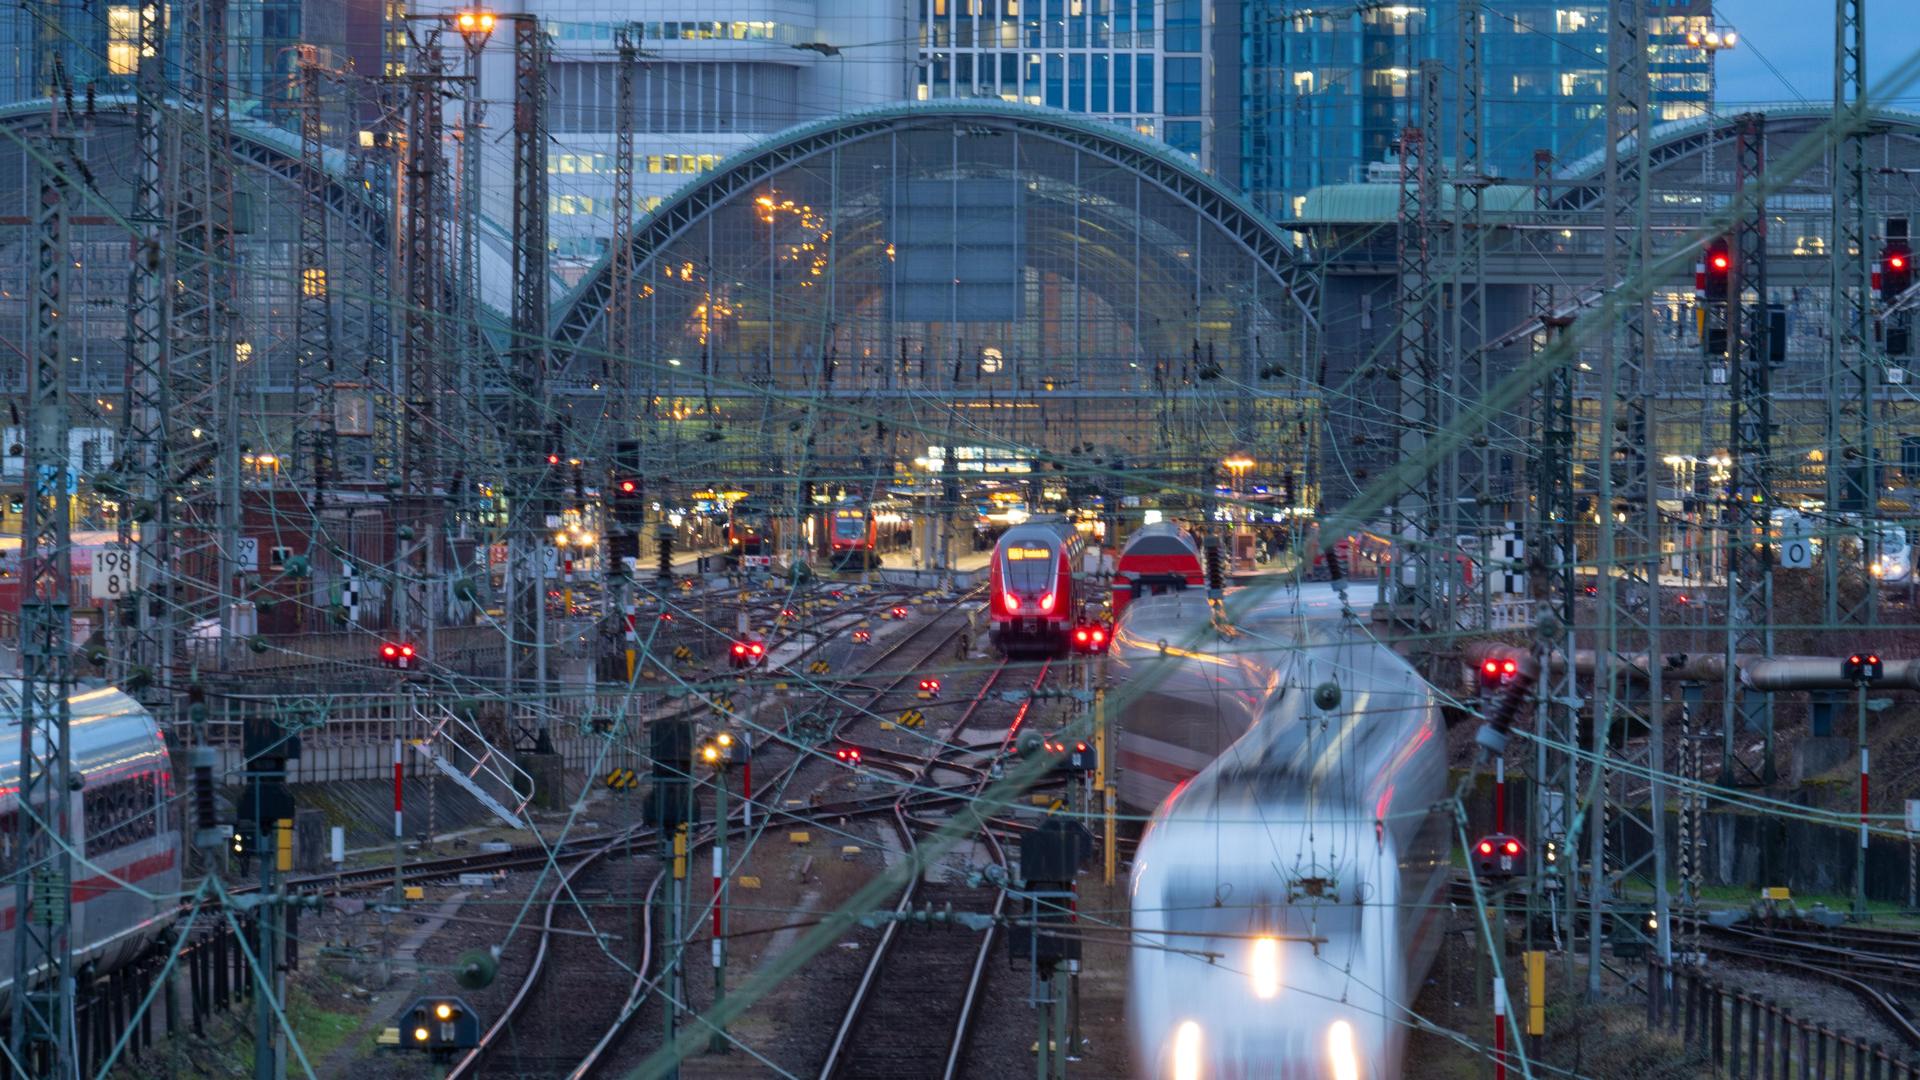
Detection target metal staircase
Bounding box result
[409,701,535,830]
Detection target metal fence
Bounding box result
[1647,958,1920,1078]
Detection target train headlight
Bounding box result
[1249,935,1282,1000]
[1327,1019,1361,1080]
[1040,592,1056,613]
[1171,1020,1204,1080]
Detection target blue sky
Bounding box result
[1713,0,1920,107]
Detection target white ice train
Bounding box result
[1111,583,1449,1079]
[0,682,179,998]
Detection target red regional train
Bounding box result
[826,498,880,569]
[1110,522,1205,619]
[989,517,1085,656]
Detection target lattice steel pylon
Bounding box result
[506,15,555,731]
[296,47,337,531]
[1826,0,1876,626]
[608,22,641,425]
[116,0,169,697]
[401,30,446,502]
[1721,113,1777,786]
[1447,2,1492,632]
[1587,0,1669,996]
[10,109,76,1076]
[1390,60,1443,635]
[168,0,242,672]
[1527,146,1580,956]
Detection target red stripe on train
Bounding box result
[0,849,178,931]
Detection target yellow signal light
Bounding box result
[412,1026,430,1043]
[434,1002,454,1021]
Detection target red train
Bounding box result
[989,518,1085,656]
[1110,522,1205,619]
[725,501,773,569]
[826,498,880,568]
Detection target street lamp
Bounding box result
[454,10,497,37]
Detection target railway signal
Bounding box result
[1843,652,1883,682]
[1699,236,1731,301]
[889,605,909,620]
[1878,241,1912,302]
[917,677,941,699]
[403,996,481,1052]
[851,627,871,645]
[379,641,418,670]
[833,745,862,766]
[1071,622,1109,653]
[728,639,765,669]
[1474,834,1525,880]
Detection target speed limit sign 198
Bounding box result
[90,547,137,600]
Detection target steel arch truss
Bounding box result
[550,101,1318,353]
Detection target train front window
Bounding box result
[1004,544,1057,593]
[834,513,866,540]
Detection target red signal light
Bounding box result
[749,642,764,657]
[1504,840,1520,855]
[1481,659,1499,676]
[1075,742,1087,752]
[381,644,399,659]
[400,644,415,658]
[1091,627,1106,644]
[1501,659,1517,675]
[732,642,748,657]
[1710,253,1728,271]
[1075,628,1090,644]
[1478,840,1493,855]
[1850,653,1862,665]
[1868,654,1880,664]
[1894,255,1908,270]
[546,453,560,465]
[618,479,637,494]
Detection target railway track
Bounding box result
[818,658,1052,1080]
[462,590,982,1078]
[1704,923,1920,1049]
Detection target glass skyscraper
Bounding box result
[917,0,1215,165]
[1229,1,1716,216]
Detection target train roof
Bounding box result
[0,681,166,792]
[998,518,1077,542]
[1118,522,1200,558]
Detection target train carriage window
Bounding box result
[83,773,159,856]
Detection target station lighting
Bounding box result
[1683,27,1737,50]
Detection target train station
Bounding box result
[0,1,1917,1078]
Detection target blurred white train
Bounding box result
[0,682,179,998]
[1109,583,1448,1080]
